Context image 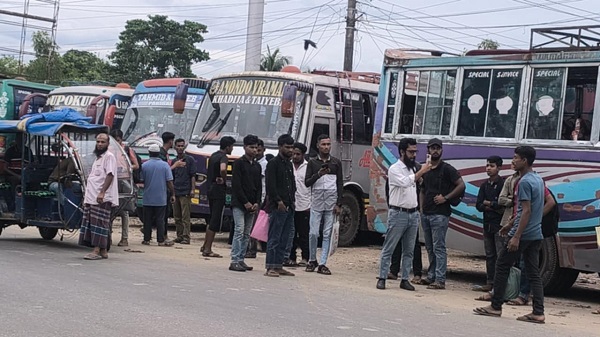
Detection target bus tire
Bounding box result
[540,235,579,295]
[39,227,58,240]
[338,191,360,247]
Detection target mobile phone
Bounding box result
[426,154,431,164]
[321,163,329,169]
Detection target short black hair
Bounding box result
[243,134,259,146]
[316,134,330,145]
[175,138,186,145]
[162,132,175,143]
[398,137,417,153]
[110,129,123,139]
[293,142,307,154]
[515,146,536,166]
[277,134,294,146]
[220,136,236,149]
[257,139,265,148]
[487,155,503,167]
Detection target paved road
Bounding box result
[0,228,592,337]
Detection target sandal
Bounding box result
[592,309,600,315]
[427,282,446,290]
[507,297,529,306]
[516,314,545,324]
[202,251,222,258]
[317,265,331,275]
[84,253,103,260]
[475,293,492,301]
[473,306,502,317]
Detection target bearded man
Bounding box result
[376,138,430,290]
[79,133,119,260]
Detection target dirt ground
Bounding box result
[104,216,600,334]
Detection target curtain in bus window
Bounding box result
[384,72,399,134]
[413,71,429,134]
[486,69,522,138]
[527,68,565,140]
[457,69,492,137]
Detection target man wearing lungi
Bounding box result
[79,133,119,260]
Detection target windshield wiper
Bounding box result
[199,108,234,146]
[129,130,158,147]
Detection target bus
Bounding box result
[0,78,56,153]
[185,68,379,246]
[43,85,134,129]
[120,78,208,151]
[369,27,600,293]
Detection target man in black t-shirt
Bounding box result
[200,136,235,257]
[419,138,465,290]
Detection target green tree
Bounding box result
[109,15,210,84]
[260,46,291,71]
[478,39,500,50]
[0,56,19,76]
[61,50,110,83]
[25,31,63,84]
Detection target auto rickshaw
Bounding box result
[0,109,136,249]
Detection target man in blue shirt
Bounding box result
[474,146,545,324]
[141,144,175,246]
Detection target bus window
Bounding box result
[398,71,417,134]
[560,66,596,141]
[343,91,373,145]
[526,68,566,140]
[309,123,330,158]
[412,70,456,135]
[457,69,522,138]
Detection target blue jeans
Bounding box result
[309,209,334,266]
[421,214,449,284]
[266,209,295,269]
[378,209,420,280]
[231,207,256,263]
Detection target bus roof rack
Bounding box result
[310,70,381,84]
[530,25,600,51]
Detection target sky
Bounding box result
[1,0,600,78]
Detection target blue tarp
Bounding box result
[0,108,107,137]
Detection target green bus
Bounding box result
[0,79,56,153]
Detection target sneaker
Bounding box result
[400,280,415,291]
[158,241,174,247]
[173,238,183,243]
[264,269,279,277]
[229,262,247,272]
[117,239,128,247]
[276,268,295,276]
[376,279,386,290]
[141,240,150,245]
[239,261,253,271]
[305,261,318,272]
[426,282,446,290]
[298,259,308,267]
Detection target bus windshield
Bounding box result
[190,76,307,147]
[121,93,203,146]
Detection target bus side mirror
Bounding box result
[104,105,116,128]
[173,82,189,114]
[86,104,98,123]
[281,84,297,118]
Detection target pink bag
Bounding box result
[250,210,269,242]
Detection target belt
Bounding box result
[390,206,418,213]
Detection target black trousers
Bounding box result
[143,205,166,243]
[289,209,310,261]
[390,230,423,277]
[208,196,226,232]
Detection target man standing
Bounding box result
[420,138,465,289]
[305,134,343,275]
[474,146,545,324]
[246,139,268,258]
[160,131,176,240]
[475,156,505,292]
[200,136,235,257]
[79,133,119,260]
[229,135,261,272]
[286,142,310,267]
[110,129,139,247]
[172,138,196,245]
[377,138,430,290]
[264,134,297,277]
[141,144,175,247]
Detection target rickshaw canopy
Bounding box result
[0,108,109,136]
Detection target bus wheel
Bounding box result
[540,235,579,295]
[39,227,58,240]
[338,191,360,247]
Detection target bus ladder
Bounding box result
[336,71,353,181]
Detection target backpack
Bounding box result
[125,146,143,184]
[438,162,464,207]
[541,189,560,238]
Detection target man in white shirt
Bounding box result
[284,142,311,267]
[377,138,430,290]
[79,133,119,260]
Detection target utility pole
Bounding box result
[343,0,357,72]
[244,0,265,71]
